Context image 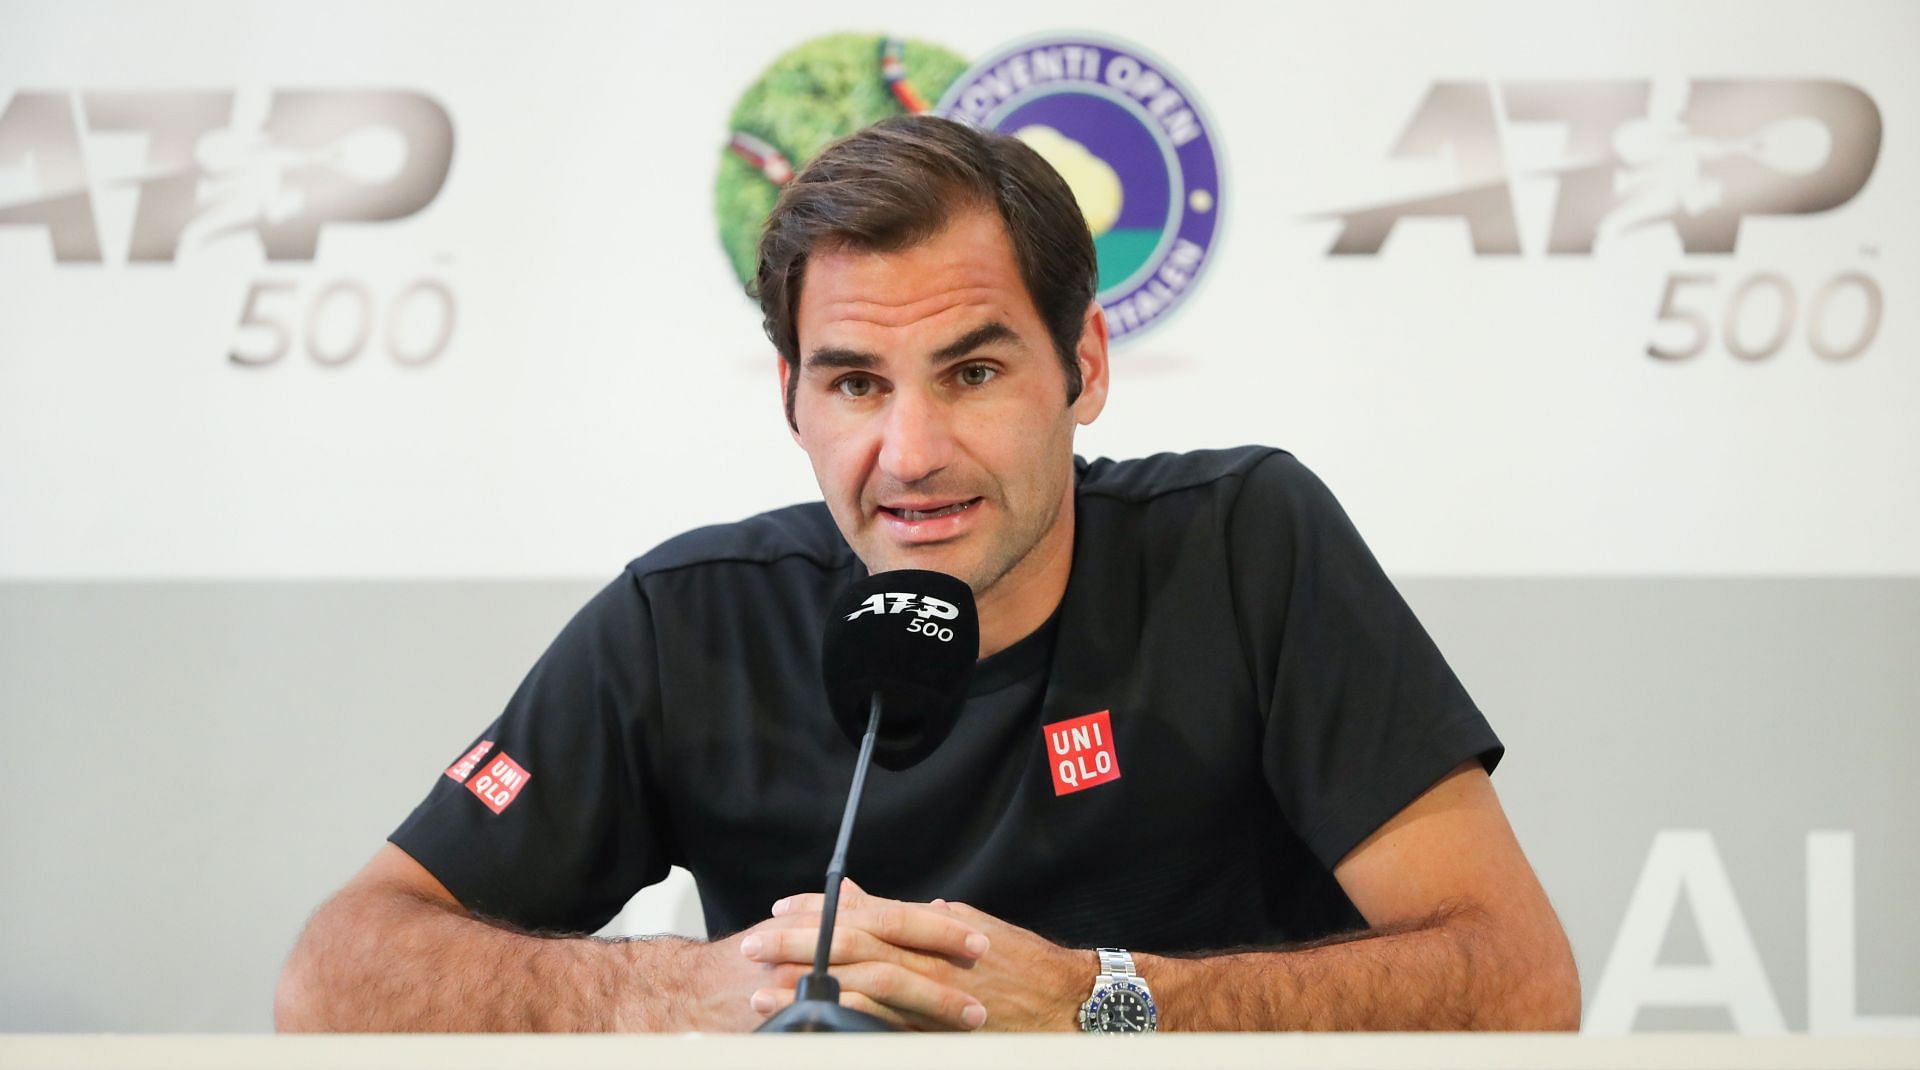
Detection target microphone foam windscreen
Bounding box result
[820,569,978,771]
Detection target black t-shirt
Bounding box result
[392,447,1502,950]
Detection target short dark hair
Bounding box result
[752,115,1099,429]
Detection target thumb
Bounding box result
[838,876,871,904]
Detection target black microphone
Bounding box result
[821,568,980,770]
[756,569,978,1033]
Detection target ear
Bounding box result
[1069,301,1110,426]
[777,354,802,443]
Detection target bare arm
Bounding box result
[1140,900,1574,1030]
[750,762,1581,1031]
[1139,760,1580,1030]
[273,844,772,1032]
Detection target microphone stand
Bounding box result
[755,692,895,1032]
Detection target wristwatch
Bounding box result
[1077,947,1159,1032]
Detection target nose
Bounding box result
[877,386,957,486]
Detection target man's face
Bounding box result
[782,208,1108,601]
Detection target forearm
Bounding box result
[274,881,707,1032]
[1138,904,1580,1031]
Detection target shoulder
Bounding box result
[1074,447,1351,571]
[623,500,852,585]
[1077,445,1317,505]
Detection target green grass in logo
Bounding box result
[1093,228,1163,295]
[714,33,969,289]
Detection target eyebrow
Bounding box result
[803,321,1025,373]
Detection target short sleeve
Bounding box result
[1229,452,1503,873]
[388,569,672,934]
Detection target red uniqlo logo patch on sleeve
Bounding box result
[1044,710,1121,796]
[444,741,493,783]
[466,752,531,814]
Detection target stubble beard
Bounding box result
[959,488,1065,603]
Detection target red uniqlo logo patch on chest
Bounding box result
[444,741,493,783]
[1044,710,1121,796]
[466,752,531,814]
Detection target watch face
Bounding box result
[1089,981,1157,1032]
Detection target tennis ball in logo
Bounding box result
[1012,125,1123,237]
[714,33,968,288]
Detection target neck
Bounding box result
[973,487,1075,660]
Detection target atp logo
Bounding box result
[0,89,452,263]
[1318,79,1887,364]
[843,593,960,621]
[0,88,459,369]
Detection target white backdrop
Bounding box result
[4,0,1914,579]
[2,0,1917,1036]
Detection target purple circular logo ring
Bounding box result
[937,34,1223,343]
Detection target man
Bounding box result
[275,116,1580,1033]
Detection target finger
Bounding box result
[756,961,809,987]
[833,961,987,1032]
[773,877,881,917]
[837,990,919,1031]
[845,903,989,959]
[746,907,987,963]
[750,984,924,1031]
[741,924,870,966]
[741,922,962,971]
[749,986,791,1018]
[772,896,815,917]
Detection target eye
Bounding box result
[835,375,876,398]
[955,363,996,387]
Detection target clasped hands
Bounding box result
[730,879,1091,1031]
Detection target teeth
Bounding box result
[898,500,972,521]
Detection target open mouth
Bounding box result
[881,498,981,522]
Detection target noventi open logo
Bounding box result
[713,32,1223,343]
[937,36,1222,342]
